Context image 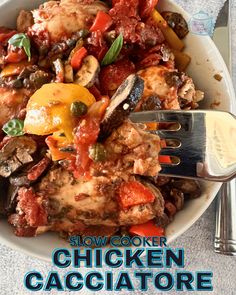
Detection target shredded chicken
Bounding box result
[103,121,161,177]
[138,66,181,109]
[29,0,108,46]
[178,76,204,108]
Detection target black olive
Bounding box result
[141,95,162,111]
[164,71,183,88]
[78,29,89,38]
[9,79,23,89]
[59,146,76,153]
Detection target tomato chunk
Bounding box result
[17,188,47,227]
[139,0,159,18]
[159,140,171,164]
[0,27,16,44]
[129,220,164,236]
[118,181,155,210]
[158,155,172,164]
[99,59,135,94]
[71,47,88,70]
[27,156,51,181]
[5,46,27,63]
[90,11,113,33]
[72,97,110,178]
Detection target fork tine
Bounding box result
[159,163,198,178]
[159,148,182,157]
[130,110,195,124]
[130,110,236,181]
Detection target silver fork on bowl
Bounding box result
[130,110,236,181]
[213,0,236,256]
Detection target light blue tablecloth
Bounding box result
[0,1,236,295]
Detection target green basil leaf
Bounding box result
[8,33,31,61]
[2,119,25,137]
[101,33,123,66]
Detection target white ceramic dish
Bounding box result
[0,0,235,262]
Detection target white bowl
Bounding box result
[0,0,235,262]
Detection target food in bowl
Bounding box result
[0,0,203,240]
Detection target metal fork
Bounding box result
[130,110,236,181]
[213,0,236,256]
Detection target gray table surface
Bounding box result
[0,2,236,295]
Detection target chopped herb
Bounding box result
[2,119,24,137]
[8,33,31,61]
[101,33,123,66]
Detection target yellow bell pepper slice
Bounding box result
[152,10,185,51]
[24,83,95,142]
[172,49,191,72]
[0,60,32,77]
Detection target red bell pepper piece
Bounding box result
[139,0,159,18]
[159,155,172,164]
[71,47,88,70]
[5,46,26,63]
[159,139,172,164]
[118,181,156,210]
[129,220,164,237]
[0,27,16,44]
[90,11,113,33]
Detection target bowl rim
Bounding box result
[0,0,235,262]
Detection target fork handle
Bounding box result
[214,179,236,256]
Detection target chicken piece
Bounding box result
[0,87,31,127]
[29,0,108,47]
[103,121,161,177]
[10,121,164,237]
[138,66,181,110]
[35,166,164,235]
[178,75,204,109]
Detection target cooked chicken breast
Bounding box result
[138,66,180,110]
[138,65,204,110]
[29,0,108,46]
[10,121,164,237]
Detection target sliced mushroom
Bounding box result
[155,213,170,228]
[99,74,144,141]
[171,179,201,199]
[5,184,18,214]
[17,10,34,33]
[142,181,165,217]
[53,59,65,83]
[161,11,189,39]
[64,64,74,83]
[74,55,100,88]
[23,70,52,90]
[0,136,37,178]
[9,174,31,187]
[170,188,184,211]
[0,177,9,216]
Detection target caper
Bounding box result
[70,101,88,117]
[78,29,89,38]
[59,146,76,153]
[89,143,107,162]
